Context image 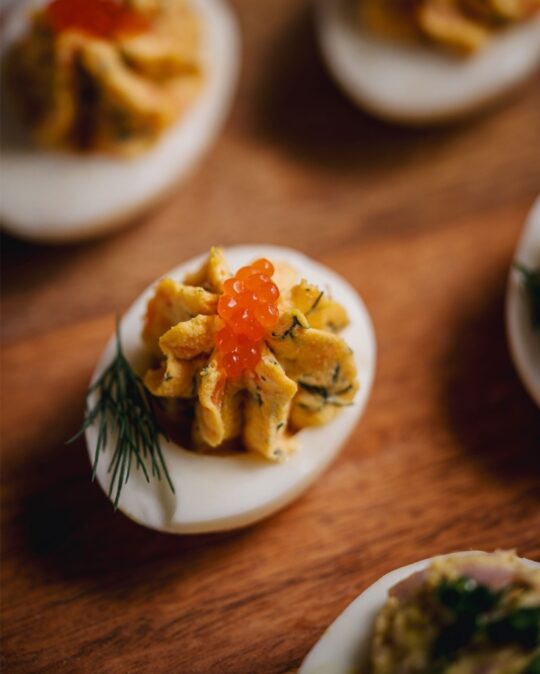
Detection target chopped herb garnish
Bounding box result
[516,263,540,329]
[251,390,264,406]
[68,323,174,509]
[437,577,500,615]
[433,613,477,660]
[272,315,305,340]
[306,290,324,316]
[298,381,330,400]
[487,607,540,649]
[297,380,354,411]
[524,655,540,674]
[432,577,539,666]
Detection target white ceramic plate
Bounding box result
[85,245,377,533]
[0,0,240,242]
[315,0,540,124]
[506,196,540,407]
[300,551,540,674]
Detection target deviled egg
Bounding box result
[316,0,540,124]
[0,0,239,242]
[300,550,540,674]
[82,245,376,533]
[507,196,540,407]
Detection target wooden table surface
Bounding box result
[2,1,540,672]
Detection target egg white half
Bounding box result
[506,196,540,407]
[0,0,240,242]
[85,245,377,533]
[316,0,540,124]
[299,552,540,674]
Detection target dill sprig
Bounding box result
[515,263,540,329]
[69,323,175,509]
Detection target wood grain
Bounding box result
[1,1,540,673]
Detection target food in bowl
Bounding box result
[4,0,202,155]
[315,0,540,123]
[142,247,358,459]
[79,246,376,533]
[0,0,239,242]
[371,551,540,673]
[359,0,540,54]
[299,551,540,674]
[507,197,540,407]
[515,264,540,329]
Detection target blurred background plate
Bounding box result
[0,0,240,242]
[300,552,540,674]
[506,196,540,407]
[315,0,540,124]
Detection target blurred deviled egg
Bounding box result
[80,246,376,533]
[507,196,540,407]
[0,0,239,242]
[316,0,540,124]
[300,550,540,674]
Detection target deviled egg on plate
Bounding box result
[300,550,540,674]
[316,0,540,124]
[80,245,376,533]
[0,0,240,242]
[507,196,540,408]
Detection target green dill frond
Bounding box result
[515,263,540,329]
[68,323,174,509]
[306,290,324,316]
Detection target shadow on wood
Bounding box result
[441,267,540,505]
[4,415,256,604]
[250,5,476,175]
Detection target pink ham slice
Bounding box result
[457,563,515,592]
[390,557,516,602]
[390,569,428,601]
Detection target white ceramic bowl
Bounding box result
[300,551,540,674]
[0,0,240,242]
[315,0,540,124]
[85,245,377,533]
[506,196,540,407]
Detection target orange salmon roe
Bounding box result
[216,258,280,379]
[45,0,150,39]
